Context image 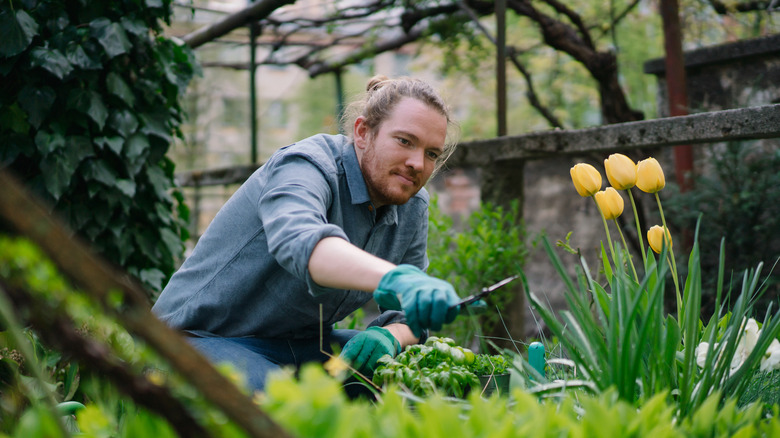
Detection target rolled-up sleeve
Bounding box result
[255,153,348,295]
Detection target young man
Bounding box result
[152,75,462,393]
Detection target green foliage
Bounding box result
[664,143,780,317]
[529,220,780,419]
[471,353,510,376]
[261,364,780,438]
[427,197,527,346]
[3,234,780,437]
[373,336,480,398]
[0,0,200,296]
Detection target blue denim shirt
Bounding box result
[152,134,429,339]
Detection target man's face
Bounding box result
[354,97,447,208]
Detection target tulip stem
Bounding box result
[655,192,682,318]
[614,219,639,283]
[627,189,647,267]
[594,200,618,268]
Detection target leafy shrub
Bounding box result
[0,0,199,296]
[427,197,527,347]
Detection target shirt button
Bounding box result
[368,205,374,212]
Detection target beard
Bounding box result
[361,143,423,206]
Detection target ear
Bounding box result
[353,116,369,150]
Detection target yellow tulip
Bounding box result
[636,158,666,193]
[647,225,673,254]
[594,187,624,220]
[604,153,637,190]
[570,163,602,197]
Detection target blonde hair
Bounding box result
[341,75,460,174]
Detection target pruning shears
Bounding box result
[450,275,519,315]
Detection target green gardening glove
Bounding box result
[373,265,461,337]
[340,327,401,376]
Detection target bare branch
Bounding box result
[458,1,562,127]
[706,0,776,14]
[0,169,292,438]
[182,0,296,49]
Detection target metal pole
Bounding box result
[496,0,507,137]
[660,0,693,192]
[249,22,259,164]
[335,70,344,134]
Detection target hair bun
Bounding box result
[366,74,390,93]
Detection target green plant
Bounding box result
[529,153,780,420]
[427,197,527,348]
[664,143,780,318]
[0,0,199,296]
[260,364,780,438]
[471,354,511,376]
[372,336,480,398]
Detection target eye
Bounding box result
[426,150,441,160]
[397,137,411,146]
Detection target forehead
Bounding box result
[379,97,447,148]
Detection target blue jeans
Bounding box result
[187,329,360,393]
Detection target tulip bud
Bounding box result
[570,163,602,197]
[636,158,666,193]
[604,153,637,190]
[647,225,672,254]
[594,187,624,220]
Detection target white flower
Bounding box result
[731,318,761,372]
[760,339,780,372]
[695,342,713,368]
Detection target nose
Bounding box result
[405,148,425,172]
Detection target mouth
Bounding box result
[393,172,418,187]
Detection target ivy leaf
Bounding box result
[65,42,101,70]
[68,136,95,162]
[86,160,117,186]
[67,89,108,130]
[34,130,66,155]
[124,133,149,160]
[138,268,165,291]
[120,17,148,36]
[107,72,135,106]
[145,166,170,199]
[139,113,171,143]
[39,153,75,200]
[18,85,56,129]
[115,179,136,197]
[159,227,183,257]
[108,110,139,138]
[95,136,124,155]
[30,46,73,80]
[0,103,30,135]
[90,18,131,59]
[0,9,39,57]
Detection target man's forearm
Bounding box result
[308,236,396,292]
[309,237,422,347]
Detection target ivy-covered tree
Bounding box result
[0,0,199,298]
